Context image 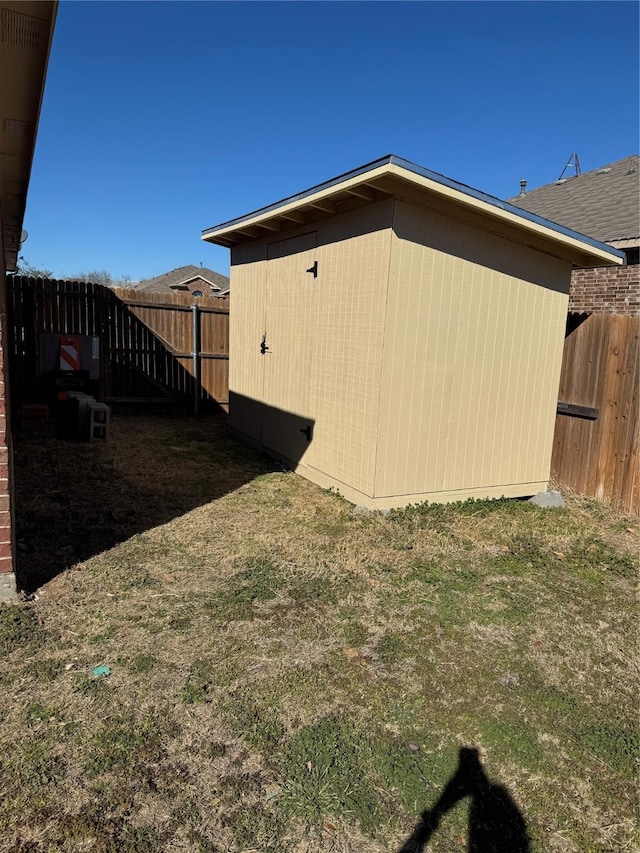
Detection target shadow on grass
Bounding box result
[13,413,278,594]
[398,747,530,853]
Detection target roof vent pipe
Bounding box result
[519,180,527,197]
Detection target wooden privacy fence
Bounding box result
[551,313,639,515]
[7,277,229,413]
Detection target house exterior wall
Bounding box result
[372,200,571,508]
[185,279,213,296]
[169,277,223,297]
[569,264,640,314]
[0,222,16,599]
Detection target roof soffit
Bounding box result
[0,1,57,270]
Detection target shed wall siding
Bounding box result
[229,200,393,497]
[375,200,570,501]
[260,232,319,465]
[228,242,267,442]
[305,206,392,494]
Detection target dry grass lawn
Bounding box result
[0,414,637,852]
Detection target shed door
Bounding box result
[262,231,318,465]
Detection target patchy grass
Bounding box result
[0,602,42,653]
[0,414,637,852]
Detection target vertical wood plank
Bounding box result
[552,313,639,515]
[6,281,230,413]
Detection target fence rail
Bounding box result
[7,277,229,413]
[551,313,639,515]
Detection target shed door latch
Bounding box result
[260,333,269,355]
[299,424,313,442]
[306,260,318,279]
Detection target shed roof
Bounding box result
[508,155,639,247]
[201,155,625,268]
[137,264,229,293]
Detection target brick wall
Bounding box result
[0,231,16,600]
[569,264,640,314]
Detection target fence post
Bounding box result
[24,279,37,405]
[191,303,200,415]
[94,284,105,403]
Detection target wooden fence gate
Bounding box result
[552,313,639,515]
[7,277,229,413]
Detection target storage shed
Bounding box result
[202,156,624,509]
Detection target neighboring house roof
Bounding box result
[508,156,639,248]
[201,155,624,268]
[137,265,229,293]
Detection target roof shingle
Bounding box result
[508,155,639,245]
[137,265,229,293]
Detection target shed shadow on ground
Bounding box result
[13,404,314,593]
[398,747,530,853]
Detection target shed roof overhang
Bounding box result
[0,0,57,271]
[202,155,625,269]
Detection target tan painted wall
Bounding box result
[228,241,267,443]
[374,200,570,504]
[230,200,393,496]
[229,197,571,508]
[303,204,392,495]
[260,231,320,465]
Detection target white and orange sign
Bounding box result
[59,335,80,371]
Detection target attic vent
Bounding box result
[3,118,33,136]
[597,167,612,174]
[1,9,49,49]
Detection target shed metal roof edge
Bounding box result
[202,155,395,234]
[201,155,626,263]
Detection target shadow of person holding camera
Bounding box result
[398,746,530,852]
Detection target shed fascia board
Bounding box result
[383,164,624,267]
[201,156,625,267]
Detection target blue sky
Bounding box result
[23,0,639,281]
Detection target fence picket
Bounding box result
[552,313,639,515]
[7,277,229,414]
